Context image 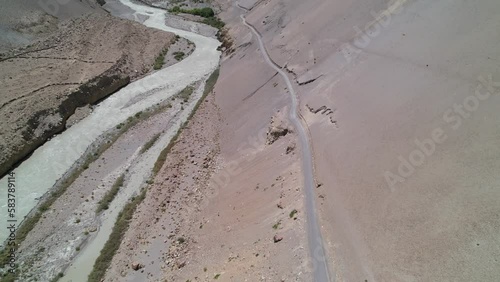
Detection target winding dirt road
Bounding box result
[238,5,332,282]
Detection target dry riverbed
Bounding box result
[14,82,202,281]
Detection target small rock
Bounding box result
[131,262,143,271]
[273,235,283,243]
[177,261,186,269]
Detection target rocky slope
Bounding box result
[104,71,312,281]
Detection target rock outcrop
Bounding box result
[266,116,292,145]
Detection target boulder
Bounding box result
[131,262,143,271]
[266,126,290,145]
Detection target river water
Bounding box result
[0,0,220,254]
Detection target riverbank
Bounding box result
[12,96,181,281]
[0,0,221,280]
[0,0,221,249]
[0,11,176,179]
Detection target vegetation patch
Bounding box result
[272,220,282,229]
[152,129,181,176]
[169,6,215,18]
[203,68,220,96]
[203,17,225,29]
[172,34,180,44]
[140,133,161,154]
[87,188,147,282]
[96,174,125,213]
[176,85,195,102]
[153,47,169,70]
[173,51,185,61]
[168,6,225,30]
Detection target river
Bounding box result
[0,0,220,262]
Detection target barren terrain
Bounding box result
[106,73,312,281]
[216,0,500,281]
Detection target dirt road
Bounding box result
[238,5,332,282]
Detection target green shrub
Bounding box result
[272,220,281,229]
[96,174,125,213]
[203,17,225,29]
[88,189,147,282]
[154,56,164,70]
[173,51,185,61]
[197,7,215,18]
[169,5,181,13]
[168,6,214,18]
[140,133,161,154]
[153,47,169,70]
[177,85,194,102]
